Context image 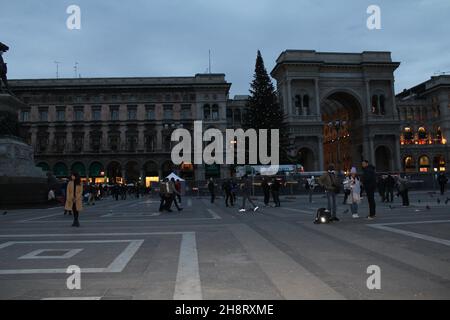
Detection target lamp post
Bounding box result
[328,120,346,172]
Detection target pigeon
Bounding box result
[426,205,430,210]
[343,209,349,214]
[446,198,450,205]
[437,199,441,204]
[389,205,393,210]
[418,199,421,203]
[2,211,7,215]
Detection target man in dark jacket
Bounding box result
[261,178,271,206]
[207,178,215,203]
[438,173,448,195]
[361,160,377,219]
[222,179,234,207]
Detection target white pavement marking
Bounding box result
[0,240,144,275]
[19,213,63,223]
[229,224,344,299]
[368,220,450,247]
[17,217,220,224]
[282,207,314,215]
[207,209,222,220]
[19,248,83,260]
[300,222,450,281]
[42,297,102,300]
[100,212,162,218]
[0,232,187,238]
[173,232,202,300]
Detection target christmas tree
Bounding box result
[243,50,290,164]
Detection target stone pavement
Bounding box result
[0,191,449,300]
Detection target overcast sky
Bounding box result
[1,0,449,96]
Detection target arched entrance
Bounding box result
[53,162,68,178]
[322,91,364,171]
[143,161,159,187]
[296,148,315,172]
[71,162,86,177]
[107,161,122,184]
[125,161,140,184]
[89,162,105,183]
[375,146,392,173]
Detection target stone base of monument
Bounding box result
[0,137,48,207]
[1,94,48,207]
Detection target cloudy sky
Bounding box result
[1,0,449,95]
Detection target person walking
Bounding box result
[169,178,183,212]
[318,164,340,222]
[88,184,96,206]
[65,172,83,227]
[207,178,216,204]
[175,179,182,203]
[222,179,234,207]
[306,176,316,203]
[397,175,410,206]
[345,167,361,218]
[261,178,271,207]
[271,178,281,207]
[385,173,395,203]
[239,175,259,213]
[62,179,72,215]
[361,160,377,219]
[438,173,448,196]
[231,180,238,204]
[159,178,172,212]
[377,175,387,202]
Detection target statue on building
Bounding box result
[0,42,9,93]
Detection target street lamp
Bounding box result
[328,120,347,171]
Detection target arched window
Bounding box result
[303,95,310,115]
[418,127,427,144]
[203,104,211,120]
[212,104,219,121]
[403,127,414,145]
[404,156,415,173]
[371,95,379,114]
[419,155,430,173]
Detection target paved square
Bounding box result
[1,192,449,300]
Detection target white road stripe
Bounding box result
[368,224,450,247]
[282,207,314,215]
[19,213,63,223]
[173,232,202,300]
[207,209,221,220]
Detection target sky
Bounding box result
[1,0,449,96]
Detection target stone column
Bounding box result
[315,78,320,118]
[101,125,108,152]
[394,137,402,171]
[48,126,55,153]
[66,126,73,152]
[317,136,324,171]
[137,125,145,151]
[119,125,127,151]
[365,80,371,119]
[156,125,163,151]
[287,78,293,116]
[30,127,38,149]
[83,125,90,152]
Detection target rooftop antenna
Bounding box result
[54,61,60,79]
[74,62,79,78]
[208,49,211,74]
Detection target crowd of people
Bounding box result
[51,163,449,227]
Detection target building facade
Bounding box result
[11,50,450,181]
[11,74,238,184]
[271,50,402,173]
[396,75,450,173]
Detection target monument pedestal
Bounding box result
[0,94,48,207]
